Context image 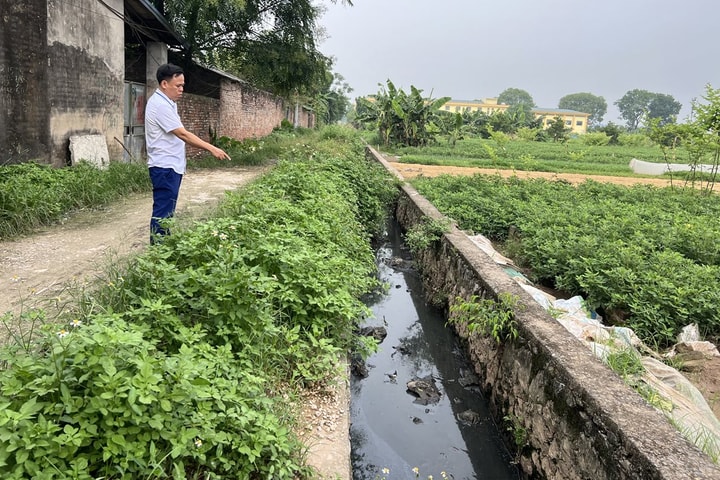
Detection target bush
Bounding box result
[618,133,653,147]
[0,317,307,479]
[0,128,399,478]
[581,132,611,146]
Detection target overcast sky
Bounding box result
[318,0,719,124]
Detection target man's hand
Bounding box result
[172,127,232,161]
[209,145,231,161]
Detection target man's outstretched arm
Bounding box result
[171,127,231,160]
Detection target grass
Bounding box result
[0,161,150,239]
[0,132,293,240]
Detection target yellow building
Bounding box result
[440,98,590,135]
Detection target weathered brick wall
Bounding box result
[366,147,720,480]
[0,0,50,164]
[219,79,284,140]
[177,93,220,158]
[46,0,124,166]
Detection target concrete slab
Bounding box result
[69,134,110,169]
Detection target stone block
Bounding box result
[69,134,109,169]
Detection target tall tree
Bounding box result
[497,88,535,107]
[161,0,351,97]
[615,89,654,131]
[546,116,570,142]
[311,72,353,125]
[558,92,607,127]
[647,93,682,126]
[615,89,681,131]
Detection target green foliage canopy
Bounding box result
[615,89,682,131]
[356,80,450,147]
[161,0,351,97]
[558,92,608,127]
[497,88,536,108]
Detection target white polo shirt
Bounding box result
[145,89,186,174]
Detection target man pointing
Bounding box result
[145,63,231,243]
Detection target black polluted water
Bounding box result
[351,221,520,480]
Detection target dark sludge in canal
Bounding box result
[351,219,520,480]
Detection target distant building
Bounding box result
[440,98,590,135]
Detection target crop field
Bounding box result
[383,136,690,178]
[410,171,720,347]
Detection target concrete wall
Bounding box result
[366,147,720,479]
[46,0,125,166]
[0,0,50,164]
[1,2,293,166]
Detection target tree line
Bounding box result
[496,87,682,131]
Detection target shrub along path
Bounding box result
[0,164,350,479]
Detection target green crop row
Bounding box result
[412,173,720,347]
[387,137,676,177]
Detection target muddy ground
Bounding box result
[0,161,718,473]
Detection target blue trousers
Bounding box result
[149,167,183,243]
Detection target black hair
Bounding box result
[156,63,184,84]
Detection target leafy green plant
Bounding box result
[580,132,611,146]
[450,293,521,344]
[503,414,529,448]
[356,79,450,147]
[0,161,149,239]
[0,317,310,479]
[412,173,720,346]
[404,217,451,253]
[605,348,645,379]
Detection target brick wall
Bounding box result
[286,104,315,129]
[173,78,287,158]
[219,79,285,140]
[177,93,220,158]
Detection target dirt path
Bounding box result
[390,162,679,187]
[0,167,267,318]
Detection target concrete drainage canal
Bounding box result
[350,220,520,480]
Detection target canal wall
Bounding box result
[366,146,720,480]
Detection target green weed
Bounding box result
[450,293,521,344]
[0,127,399,478]
[404,217,452,253]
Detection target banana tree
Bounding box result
[356,80,449,147]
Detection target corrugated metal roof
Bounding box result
[124,0,187,49]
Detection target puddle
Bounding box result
[351,221,519,480]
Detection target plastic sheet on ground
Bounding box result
[472,234,720,460]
